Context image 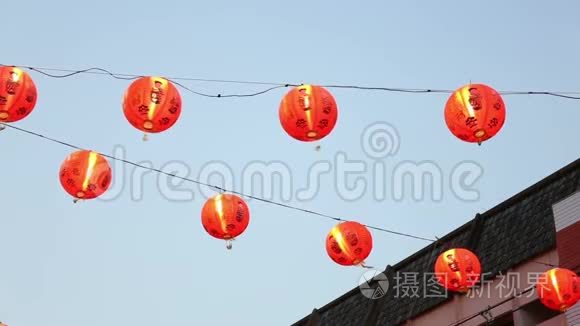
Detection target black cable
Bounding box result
[0,64,294,98]
[500,91,580,100]
[531,261,557,268]
[321,84,453,94]
[17,65,298,98]
[27,66,140,81]
[0,122,436,243]
[3,64,580,100]
[1,64,291,86]
[170,80,294,98]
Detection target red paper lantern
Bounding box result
[536,268,580,312]
[279,84,338,142]
[201,194,250,243]
[0,66,37,123]
[444,83,506,145]
[326,221,372,266]
[434,248,481,292]
[59,150,112,200]
[122,76,182,134]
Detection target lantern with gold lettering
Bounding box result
[59,150,112,201]
[0,66,37,123]
[536,268,580,312]
[122,77,182,138]
[325,221,373,266]
[201,194,250,249]
[434,248,481,292]
[444,84,505,145]
[279,84,338,142]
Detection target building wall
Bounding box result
[553,191,580,270]
[553,191,580,326]
[537,313,568,326]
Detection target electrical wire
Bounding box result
[27,66,140,81]
[532,261,557,268]
[0,63,297,98]
[170,80,292,98]
[3,64,580,99]
[2,65,291,86]
[0,122,436,243]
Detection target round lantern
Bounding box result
[201,194,250,248]
[122,76,182,136]
[326,221,373,266]
[444,83,506,145]
[434,248,481,292]
[536,268,580,312]
[0,66,37,123]
[279,84,338,142]
[59,150,112,200]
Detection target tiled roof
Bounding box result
[294,158,580,326]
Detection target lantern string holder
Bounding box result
[3,63,580,100]
[0,122,437,243]
[360,262,374,269]
[481,305,493,325]
[226,239,234,250]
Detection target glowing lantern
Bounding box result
[122,76,182,136]
[59,150,112,200]
[536,268,580,312]
[444,83,506,145]
[325,221,372,266]
[279,84,338,142]
[0,66,37,123]
[201,194,250,248]
[434,248,481,292]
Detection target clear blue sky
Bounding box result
[1,1,579,325]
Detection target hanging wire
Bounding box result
[170,80,293,98]
[531,261,558,268]
[3,64,580,99]
[0,122,436,243]
[26,66,140,81]
[0,64,291,86]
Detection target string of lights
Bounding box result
[0,122,436,243]
[3,63,580,99]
